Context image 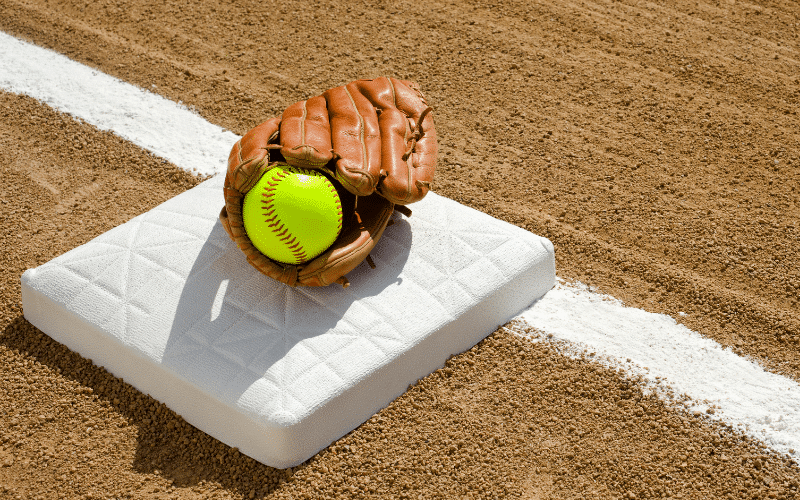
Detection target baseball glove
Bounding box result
[219,77,437,287]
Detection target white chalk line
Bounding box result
[519,279,800,458]
[0,31,238,177]
[2,32,798,460]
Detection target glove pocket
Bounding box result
[297,194,394,287]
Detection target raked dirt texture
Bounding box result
[0,0,799,498]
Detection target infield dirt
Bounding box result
[0,0,799,498]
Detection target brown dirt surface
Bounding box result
[0,0,799,498]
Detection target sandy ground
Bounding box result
[1,0,799,498]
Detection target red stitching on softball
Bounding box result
[256,165,340,263]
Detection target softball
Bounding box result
[242,164,343,265]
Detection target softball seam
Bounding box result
[260,166,343,264]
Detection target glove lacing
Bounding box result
[404,107,433,192]
[402,106,432,163]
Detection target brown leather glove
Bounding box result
[219,77,436,287]
[280,76,436,205]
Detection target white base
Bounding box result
[21,175,555,468]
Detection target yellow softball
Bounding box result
[242,164,343,265]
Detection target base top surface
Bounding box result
[23,174,554,430]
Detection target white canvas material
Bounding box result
[21,174,555,468]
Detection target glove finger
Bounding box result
[324,82,382,197]
[355,77,436,205]
[280,96,334,169]
[396,78,437,200]
[228,117,281,194]
[350,78,411,204]
[375,105,414,204]
[384,78,437,204]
